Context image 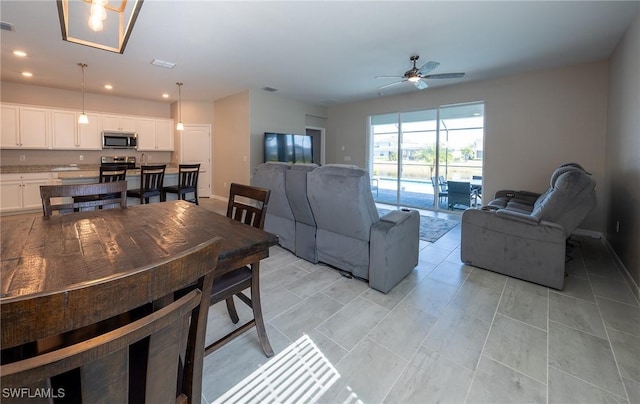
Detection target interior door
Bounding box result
[180,125,212,197]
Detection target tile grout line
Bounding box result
[462,272,508,404]
[585,248,632,404]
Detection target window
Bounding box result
[369,102,485,211]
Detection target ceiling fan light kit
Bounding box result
[376,55,465,90]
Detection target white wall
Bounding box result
[249,90,328,175]
[605,12,640,286]
[327,60,609,232]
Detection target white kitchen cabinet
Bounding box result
[51,111,101,150]
[51,110,77,149]
[102,114,137,132]
[137,118,174,151]
[1,105,49,149]
[19,107,50,148]
[77,112,102,149]
[1,104,20,148]
[0,173,55,213]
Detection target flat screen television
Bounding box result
[264,132,313,163]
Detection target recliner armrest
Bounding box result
[495,209,541,224]
[369,209,420,293]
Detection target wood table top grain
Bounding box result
[0,200,278,349]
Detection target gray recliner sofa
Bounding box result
[253,162,295,252]
[307,165,420,293]
[285,163,319,263]
[460,163,596,289]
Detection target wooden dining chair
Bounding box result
[127,164,166,204]
[1,290,201,403]
[205,183,274,357]
[162,163,200,205]
[40,181,128,217]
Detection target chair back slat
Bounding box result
[140,165,166,193]
[100,165,128,183]
[40,181,127,217]
[178,164,200,188]
[226,183,270,229]
[1,289,201,403]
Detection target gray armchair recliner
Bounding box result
[460,163,596,289]
[307,165,420,293]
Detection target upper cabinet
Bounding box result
[137,118,174,151]
[1,105,20,148]
[1,104,172,151]
[1,105,49,149]
[51,110,101,150]
[102,114,137,132]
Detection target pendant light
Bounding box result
[176,82,184,131]
[78,63,89,124]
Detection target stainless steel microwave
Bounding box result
[102,132,138,149]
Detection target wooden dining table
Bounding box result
[0,200,278,401]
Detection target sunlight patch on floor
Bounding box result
[212,334,340,403]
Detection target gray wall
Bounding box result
[605,13,640,287]
[326,60,609,233]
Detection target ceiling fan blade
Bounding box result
[378,80,407,89]
[418,61,440,75]
[375,75,404,79]
[414,79,428,90]
[422,72,466,79]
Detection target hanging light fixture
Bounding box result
[78,63,89,124]
[176,82,184,131]
[88,0,108,32]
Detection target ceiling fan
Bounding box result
[376,55,465,90]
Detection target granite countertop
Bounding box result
[1,164,179,178]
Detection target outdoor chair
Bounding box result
[447,181,473,210]
[431,176,448,206]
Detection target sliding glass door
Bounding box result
[369,102,485,211]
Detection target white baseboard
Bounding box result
[570,229,639,302]
[601,236,640,303]
[572,228,602,238]
[212,195,228,202]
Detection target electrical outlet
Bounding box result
[224,182,227,189]
[19,155,25,161]
[79,155,84,161]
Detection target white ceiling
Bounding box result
[1,1,638,105]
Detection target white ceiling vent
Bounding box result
[1,21,15,31]
[150,59,176,69]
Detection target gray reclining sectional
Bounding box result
[253,163,420,293]
[461,163,596,289]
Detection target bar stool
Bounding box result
[73,165,128,210]
[162,163,200,205]
[127,164,166,204]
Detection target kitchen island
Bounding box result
[0,164,180,214]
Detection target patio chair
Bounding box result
[431,176,448,206]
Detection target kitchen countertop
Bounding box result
[0,164,179,178]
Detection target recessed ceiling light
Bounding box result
[13,50,27,57]
[104,84,113,90]
[21,71,32,77]
[162,93,169,98]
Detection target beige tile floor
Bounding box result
[198,198,639,404]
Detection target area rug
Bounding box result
[377,208,459,243]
